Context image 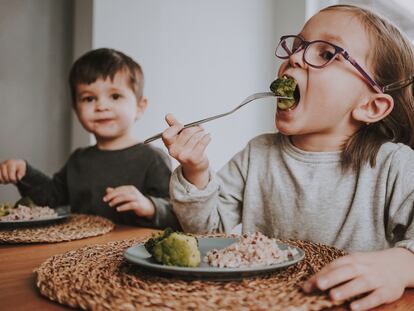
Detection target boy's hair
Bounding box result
[69,48,144,104]
[320,5,414,171]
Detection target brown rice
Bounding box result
[205,232,299,268]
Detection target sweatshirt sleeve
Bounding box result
[16,162,69,208]
[138,149,181,230]
[386,146,414,253]
[170,143,250,234]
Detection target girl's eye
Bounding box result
[321,50,336,61]
[112,93,121,100]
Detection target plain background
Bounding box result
[1,0,413,202]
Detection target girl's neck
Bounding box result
[95,134,139,151]
[290,133,349,152]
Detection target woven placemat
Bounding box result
[35,236,348,311]
[0,214,114,243]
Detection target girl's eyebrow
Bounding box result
[319,32,346,46]
[300,32,346,47]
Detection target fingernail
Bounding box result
[332,290,342,300]
[318,278,327,289]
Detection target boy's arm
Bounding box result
[17,162,69,208]
[139,150,181,230]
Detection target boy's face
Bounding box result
[276,10,376,150]
[74,70,146,148]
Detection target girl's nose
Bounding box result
[288,48,308,69]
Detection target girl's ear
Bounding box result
[136,97,148,120]
[352,94,394,124]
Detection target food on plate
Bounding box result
[144,228,201,267]
[0,202,14,217]
[204,232,299,268]
[270,75,298,110]
[0,196,57,221]
[14,196,36,208]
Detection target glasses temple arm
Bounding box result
[342,52,384,93]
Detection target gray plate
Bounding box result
[124,237,305,280]
[0,206,71,228]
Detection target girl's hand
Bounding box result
[103,186,155,219]
[0,159,26,184]
[162,114,211,189]
[302,248,413,310]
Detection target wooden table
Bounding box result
[1,225,413,311]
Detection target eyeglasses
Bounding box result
[275,35,384,93]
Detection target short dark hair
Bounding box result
[69,48,144,105]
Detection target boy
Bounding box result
[0,48,180,229]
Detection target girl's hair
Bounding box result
[320,5,414,171]
[69,48,144,105]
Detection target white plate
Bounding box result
[0,207,70,228]
[124,237,305,280]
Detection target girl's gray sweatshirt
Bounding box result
[170,133,414,252]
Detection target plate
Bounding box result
[0,206,71,228]
[124,237,305,280]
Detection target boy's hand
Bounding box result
[302,248,414,310]
[0,159,27,184]
[162,114,211,189]
[103,186,155,219]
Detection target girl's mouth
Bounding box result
[270,75,301,111]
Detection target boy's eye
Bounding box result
[81,96,95,103]
[112,93,122,100]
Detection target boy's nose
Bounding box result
[95,99,110,111]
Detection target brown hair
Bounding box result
[320,5,414,171]
[69,48,144,105]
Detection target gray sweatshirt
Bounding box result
[170,133,414,252]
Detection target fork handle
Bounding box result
[144,118,214,144]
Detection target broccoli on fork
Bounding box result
[270,76,298,110]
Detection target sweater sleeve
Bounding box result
[386,146,414,253]
[170,143,249,234]
[16,162,69,208]
[137,149,181,230]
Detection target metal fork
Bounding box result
[144,92,291,144]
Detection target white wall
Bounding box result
[73,0,306,170]
[0,0,73,202]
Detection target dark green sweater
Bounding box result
[17,143,180,229]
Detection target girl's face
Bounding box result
[75,70,147,150]
[276,10,375,151]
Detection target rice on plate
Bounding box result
[204,232,299,268]
[0,205,57,221]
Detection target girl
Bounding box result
[162,5,414,310]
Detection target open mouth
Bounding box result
[270,75,300,111]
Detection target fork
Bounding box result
[144,92,291,144]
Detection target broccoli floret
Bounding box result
[144,227,174,254]
[0,203,14,217]
[270,76,298,110]
[144,229,201,267]
[14,196,36,209]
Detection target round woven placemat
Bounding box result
[35,237,348,311]
[0,214,114,243]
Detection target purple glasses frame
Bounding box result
[276,35,384,94]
